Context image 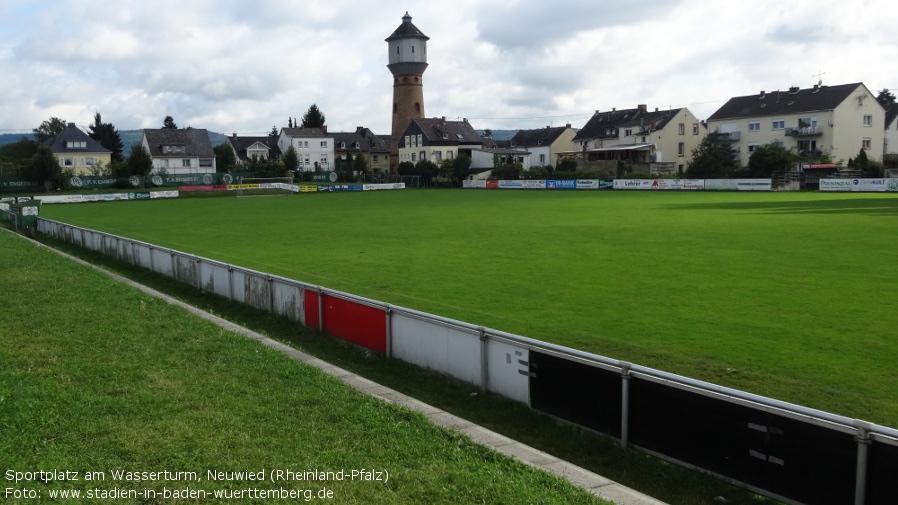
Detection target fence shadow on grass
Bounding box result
[663,197,898,216]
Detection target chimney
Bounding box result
[612,107,616,112]
[565,123,571,128]
[655,107,659,112]
[595,110,600,115]
[789,86,800,93]
[760,90,766,99]
[232,132,237,138]
[812,84,819,92]
[638,104,647,113]
[441,116,446,122]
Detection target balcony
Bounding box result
[786,126,823,137]
[716,131,741,141]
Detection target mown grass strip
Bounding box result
[40,190,898,428]
[0,230,610,505]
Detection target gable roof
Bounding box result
[510,125,571,147]
[332,127,389,152]
[227,135,281,161]
[143,128,215,158]
[573,106,682,142]
[48,123,111,154]
[280,127,328,138]
[407,117,482,144]
[885,103,898,127]
[707,83,863,121]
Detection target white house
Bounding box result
[278,127,334,171]
[142,128,216,174]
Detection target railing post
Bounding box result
[479,327,488,391]
[621,361,632,449]
[384,305,393,358]
[854,421,871,505]
[227,266,234,301]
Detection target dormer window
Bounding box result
[340,142,345,149]
[162,145,185,154]
[66,141,87,149]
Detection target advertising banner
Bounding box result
[486,180,499,189]
[150,191,179,199]
[311,172,338,183]
[68,176,119,189]
[463,180,487,189]
[819,179,852,192]
[299,185,318,193]
[575,180,598,189]
[0,179,43,192]
[522,180,546,189]
[498,180,525,189]
[363,183,406,191]
[318,184,363,192]
[735,179,772,191]
[850,178,887,192]
[178,185,228,192]
[704,179,737,191]
[34,194,84,204]
[613,179,653,189]
[128,192,152,200]
[888,179,898,192]
[546,180,577,189]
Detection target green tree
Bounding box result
[876,88,896,106]
[353,153,368,174]
[270,125,279,136]
[88,112,124,162]
[397,161,416,176]
[301,104,326,129]
[162,116,178,129]
[453,153,472,182]
[127,143,153,177]
[415,159,439,186]
[281,146,299,173]
[439,158,455,182]
[0,137,39,178]
[33,117,67,143]
[747,142,799,178]
[22,143,63,191]
[557,158,578,172]
[214,143,238,173]
[685,132,740,178]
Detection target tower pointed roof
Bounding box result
[386,12,429,41]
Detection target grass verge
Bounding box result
[0,229,610,505]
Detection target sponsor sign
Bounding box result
[15,197,33,203]
[34,195,84,204]
[363,183,406,191]
[613,179,652,189]
[522,180,546,189]
[850,178,887,192]
[498,180,525,188]
[128,192,151,200]
[463,180,487,189]
[735,179,771,191]
[299,185,318,193]
[179,185,228,192]
[311,172,339,182]
[228,183,261,190]
[150,191,179,199]
[22,205,39,216]
[888,179,898,192]
[819,179,852,191]
[546,180,577,189]
[0,179,43,191]
[486,180,499,189]
[575,180,598,189]
[0,202,9,211]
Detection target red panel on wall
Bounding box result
[486,180,499,189]
[304,289,319,329]
[322,295,386,353]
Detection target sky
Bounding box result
[1,0,896,136]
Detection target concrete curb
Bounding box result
[18,230,668,505]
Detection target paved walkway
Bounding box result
[29,233,668,505]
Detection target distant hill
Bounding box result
[1,130,228,157]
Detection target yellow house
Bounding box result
[49,123,112,175]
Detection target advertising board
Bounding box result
[819,179,852,192]
[462,180,486,189]
[546,180,577,189]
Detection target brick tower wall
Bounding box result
[390,74,425,171]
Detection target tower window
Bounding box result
[414,102,420,113]
[411,45,414,53]
[396,46,399,54]
[393,103,397,113]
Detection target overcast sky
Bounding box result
[2,0,896,136]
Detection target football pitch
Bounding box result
[40,189,898,427]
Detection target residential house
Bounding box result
[332,127,392,173]
[468,148,531,179]
[48,122,112,176]
[509,124,575,168]
[226,133,281,164]
[142,128,217,174]
[278,127,333,172]
[706,83,885,165]
[884,103,898,156]
[568,105,703,175]
[398,117,482,166]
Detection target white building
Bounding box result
[278,127,334,171]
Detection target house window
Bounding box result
[863,115,873,126]
[748,143,760,153]
[798,117,817,129]
[625,129,632,137]
[772,119,785,130]
[678,142,685,157]
[200,158,213,167]
[63,157,74,166]
[65,141,87,149]
[183,159,191,167]
[304,141,309,148]
[862,138,871,150]
[417,134,422,146]
[340,142,345,149]
[84,157,97,166]
[321,154,328,164]
[748,121,760,132]
[320,141,327,148]
[419,151,425,161]
[404,136,410,147]
[434,151,442,162]
[447,151,454,160]
[304,155,310,163]
[372,155,378,162]
[411,153,416,162]
[539,154,546,165]
[693,123,699,135]
[678,123,685,135]
[414,102,420,113]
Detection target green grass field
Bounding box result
[40,190,898,428]
[0,230,609,505]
